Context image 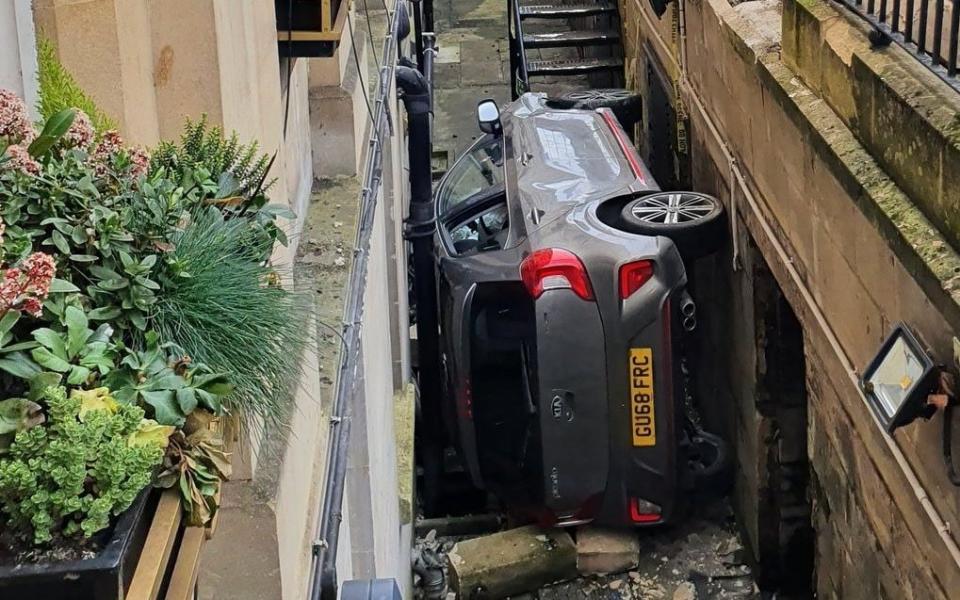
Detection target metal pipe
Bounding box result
[682,315,697,332]
[396,62,444,515]
[412,0,426,73]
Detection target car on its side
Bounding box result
[430,91,727,527]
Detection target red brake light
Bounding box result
[619,260,655,299]
[520,248,594,300]
[629,497,662,523]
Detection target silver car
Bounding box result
[431,92,726,527]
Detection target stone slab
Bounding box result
[575,527,640,575]
[447,526,576,598]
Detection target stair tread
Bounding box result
[522,29,620,47]
[519,1,618,18]
[526,56,624,75]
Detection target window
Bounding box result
[437,135,504,216]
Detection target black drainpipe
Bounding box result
[397,54,443,515]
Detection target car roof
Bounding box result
[500,93,658,246]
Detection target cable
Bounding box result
[943,403,960,486]
[317,318,348,349]
[346,15,379,137]
[282,0,294,138]
[362,0,381,68]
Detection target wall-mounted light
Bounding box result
[861,324,939,432]
[862,324,960,486]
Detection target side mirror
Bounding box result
[477,99,502,135]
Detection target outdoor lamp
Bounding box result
[861,323,939,432]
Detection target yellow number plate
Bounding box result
[628,348,656,447]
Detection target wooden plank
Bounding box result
[322,0,332,31]
[164,527,206,600]
[128,490,183,600]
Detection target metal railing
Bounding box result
[836,0,960,88]
[307,3,406,598]
[508,0,531,99]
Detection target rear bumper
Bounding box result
[594,292,684,526]
[529,266,686,527]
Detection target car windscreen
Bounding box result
[437,135,504,217]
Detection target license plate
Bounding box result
[629,348,656,447]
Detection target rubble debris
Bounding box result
[576,527,641,575]
[672,581,697,600]
[446,526,576,599]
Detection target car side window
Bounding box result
[449,202,510,255]
[437,136,504,216]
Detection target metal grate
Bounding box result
[836,0,960,89]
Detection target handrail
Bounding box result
[307,3,405,599]
[509,0,531,98]
[833,0,960,92]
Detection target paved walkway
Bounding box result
[433,0,512,163]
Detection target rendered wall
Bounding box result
[621,0,960,595]
[0,0,39,113]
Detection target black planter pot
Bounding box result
[0,489,155,600]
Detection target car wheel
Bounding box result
[547,89,642,131]
[619,191,725,259]
[688,430,732,495]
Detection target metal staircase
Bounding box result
[508,0,625,99]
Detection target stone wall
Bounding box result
[621,0,960,595]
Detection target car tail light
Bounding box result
[629,497,662,523]
[619,260,655,299]
[520,248,594,301]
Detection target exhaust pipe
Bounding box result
[683,315,697,332]
[680,290,696,318]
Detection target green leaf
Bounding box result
[0,353,42,379]
[89,266,123,280]
[176,388,198,415]
[96,278,129,291]
[48,278,80,293]
[129,311,147,331]
[88,307,122,321]
[141,390,185,426]
[66,365,91,386]
[69,254,98,262]
[0,311,20,337]
[140,255,157,269]
[27,108,76,157]
[64,306,90,356]
[50,230,71,254]
[1,341,39,354]
[32,328,68,360]
[31,347,72,372]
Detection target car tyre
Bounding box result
[688,430,732,495]
[547,89,642,131]
[619,191,725,258]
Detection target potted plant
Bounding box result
[0,50,309,595]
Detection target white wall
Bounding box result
[0,0,38,115]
